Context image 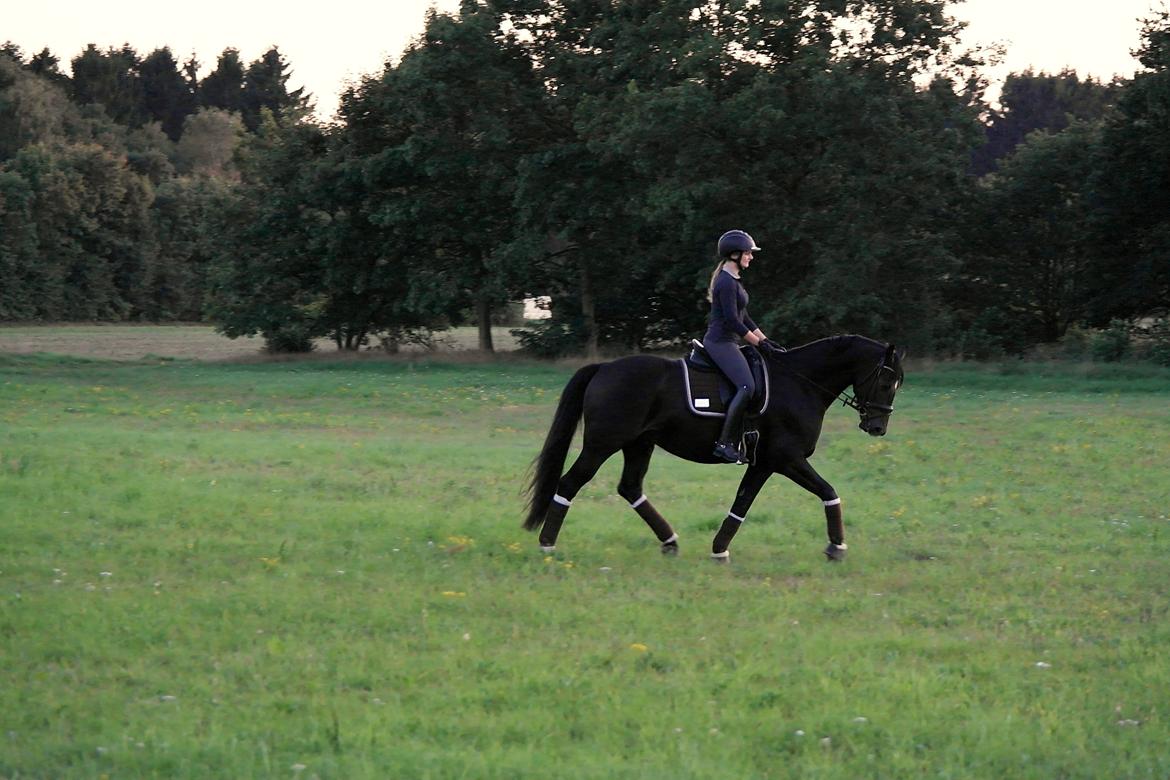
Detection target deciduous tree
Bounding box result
[958,121,1103,350]
[971,69,1116,176]
[1089,9,1170,322]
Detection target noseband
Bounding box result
[849,358,897,421]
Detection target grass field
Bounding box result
[2,332,1169,778]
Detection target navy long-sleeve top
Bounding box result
[705,269,758,343]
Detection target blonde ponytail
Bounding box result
[706,260,725,303]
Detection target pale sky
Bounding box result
[4,0,1163,118]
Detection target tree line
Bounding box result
[2,0,1168,361]
[0,41,306,322]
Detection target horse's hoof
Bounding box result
[711,551,730,564]
[661,541,679,556]
[823,543,847,562]
[540,544,556,554]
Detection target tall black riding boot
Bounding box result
[713,387,751,463]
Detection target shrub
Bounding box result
[263,323,316,353]
[1053,325,1093,360]
[377,327,451,353]
[510,319,585,358]
[950,326,1007,361]
[1136,318,1170,366]
[1088,319,1131,362]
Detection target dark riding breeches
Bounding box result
[704,340,755,396]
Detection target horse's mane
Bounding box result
[783,334,885,357]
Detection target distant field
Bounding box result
[2,330,1169,777]
[0,324,520,361]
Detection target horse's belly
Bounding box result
[651,415,723,464]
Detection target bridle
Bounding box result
[849,357,898,422]
[774,348,898,421]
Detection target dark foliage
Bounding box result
[1,5,1167,358]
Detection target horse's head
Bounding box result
[854,344,905,436]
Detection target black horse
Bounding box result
[523,335,906,561]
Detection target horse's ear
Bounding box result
[884,344,896,362]
[897,345,908,362]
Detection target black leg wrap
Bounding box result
[539,501,570,549]
[633,500,675,543]
[712,515,743,555]
[825,502,844,546]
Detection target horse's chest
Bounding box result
[768,412,823,457]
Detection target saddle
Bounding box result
[680,339,770,419]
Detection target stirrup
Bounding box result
[713,441,745,464]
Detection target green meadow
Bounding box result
[2,346,1169,778]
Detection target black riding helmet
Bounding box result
[717,230,760,261]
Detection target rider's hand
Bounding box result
[762,339,787,354]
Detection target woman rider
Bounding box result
[705,229,770,464]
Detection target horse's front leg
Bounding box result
[710,465,772,562]
[778,457,847,561]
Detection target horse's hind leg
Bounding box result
[616,436,678,555]
[539,445,615,551]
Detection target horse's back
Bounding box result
[587,354,674,402]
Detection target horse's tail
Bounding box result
[523,363,602,531]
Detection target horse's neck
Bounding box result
[788,336,879,400]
